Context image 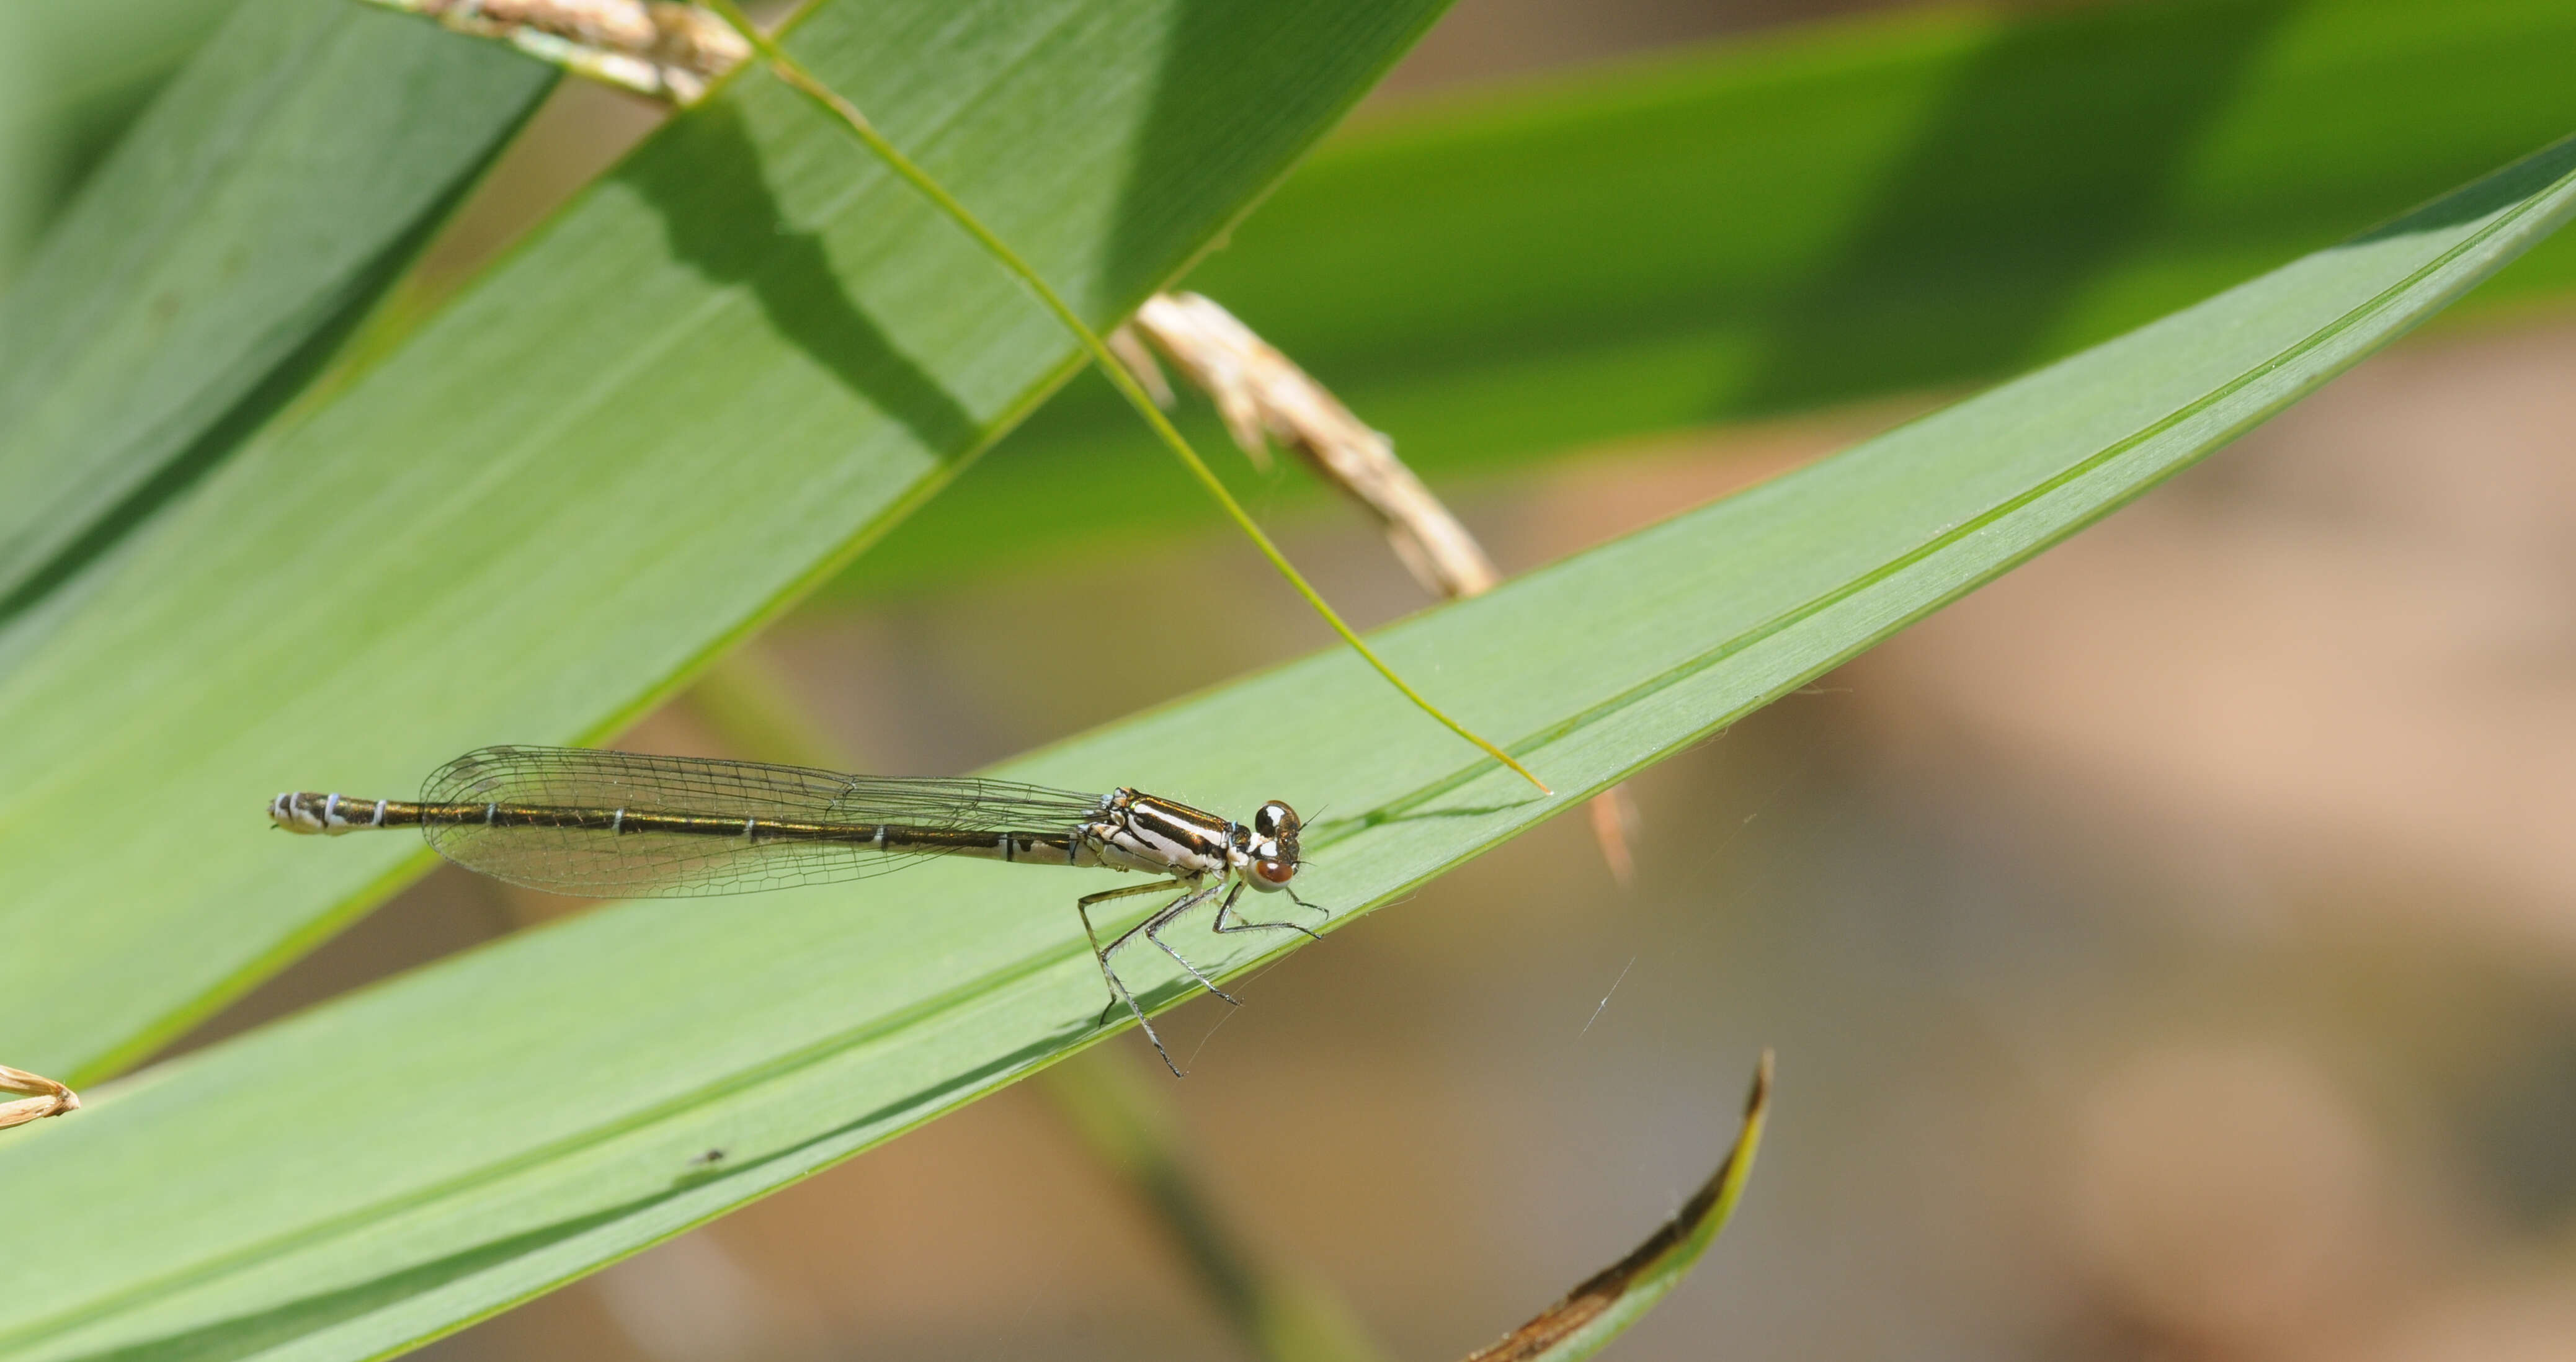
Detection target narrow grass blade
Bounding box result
[1461,1051,1772,1362]
[0,130,2565,1362]
[706,0,1544,792]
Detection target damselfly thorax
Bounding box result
[270,746,1318,1072]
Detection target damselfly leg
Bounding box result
[1079,877,1247,1074]
[1108,881,1332,1075]
[1144,887,1240,1004]
[1209,879,1326,945]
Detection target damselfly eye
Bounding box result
[1253,858,1296,886]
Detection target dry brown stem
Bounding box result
[1125,292,1502,599]
[0,1063,79,1129]
[372,1,749,102]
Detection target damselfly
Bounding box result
[270,746,1321,1072]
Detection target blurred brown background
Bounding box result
[170,1,2576,1359]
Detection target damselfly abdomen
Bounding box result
[272,746,1319,1072]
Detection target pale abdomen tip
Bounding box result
[270,791,381,835]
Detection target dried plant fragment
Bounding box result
[0,1064,80,1130]
[1126,292,1502,599]
[1126,292,1654,878]
[1584,785,1641,889]
[364,1,748,102]
[1103,324,1175,410]
[1461,1051,1772,1362]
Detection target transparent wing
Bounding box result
[419,746,1108,898]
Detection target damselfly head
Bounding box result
[1243,799,1303,891]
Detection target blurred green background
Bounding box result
[28,1,2576,1358]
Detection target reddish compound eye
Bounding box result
[1254,858,1296,885]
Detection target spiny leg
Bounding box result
[1209,879,1324,945]
[1141,881,1237,1004]
[1076,878,1192,1075]
[1077,881,1182,1029]
[1093,885,1222,1018]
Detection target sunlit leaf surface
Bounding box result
[4,125,2567,1362]
[0,0,1451,1080]
[0,0,551,605]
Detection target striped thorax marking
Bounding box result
[1082,789,1232,878]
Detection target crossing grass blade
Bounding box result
[1,128,2568,1362]
[840,0,2576,595]
[705,0,1548,793]
[0,0,1459,1082]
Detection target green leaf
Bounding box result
[1459,1054,1771,1362]
[0,0,240,280]
[840,0,2576,595]
[0,0,555,606]
[4,126,2568,1362]
[0,0,1454,1082]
